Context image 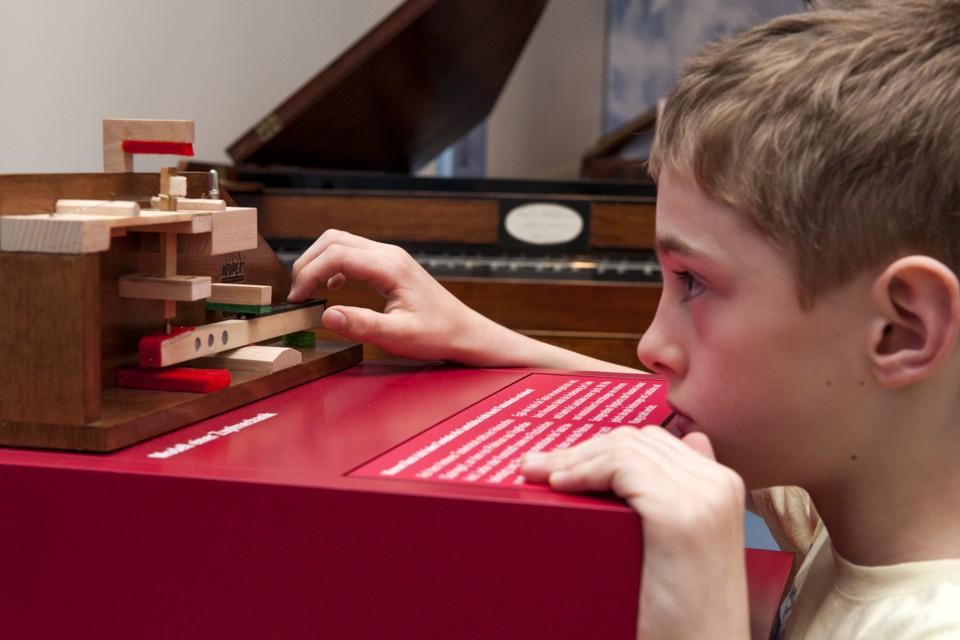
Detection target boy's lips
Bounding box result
[663,406,695,438]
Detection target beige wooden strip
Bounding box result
[190,345,302,373]
[150,197,227,211]
[208,283,272,306]
[0,210,219,254]
[119,274,212,301]
[148,303,325,367]
[55,199,140,216]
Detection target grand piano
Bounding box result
[198,0,660,368]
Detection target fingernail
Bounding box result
[520,451,547,473]
[323,308,346,331]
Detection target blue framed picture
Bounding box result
[605,0,806,133]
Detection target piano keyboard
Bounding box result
[413,250,660,282]
[271,243,661,283]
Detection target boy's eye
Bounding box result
[671,270,705,299]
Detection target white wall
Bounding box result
[487,0,606,179]
[0,0,606,179]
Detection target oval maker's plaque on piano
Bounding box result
[504,202,585,246]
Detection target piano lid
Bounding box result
[227,0,549,174]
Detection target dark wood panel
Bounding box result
[0,253,100,425]
[251,193,500,244]
[591,202,657,250]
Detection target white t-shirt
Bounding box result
[752,486,960,639]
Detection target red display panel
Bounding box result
[352,372,671,487]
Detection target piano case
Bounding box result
[205,0,660,368]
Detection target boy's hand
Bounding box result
[521,426,750,640]
[287,230,641,372]
[288,229,489,363]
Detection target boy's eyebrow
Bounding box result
[654,236,696,259]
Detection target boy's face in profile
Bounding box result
[640,168,877,490]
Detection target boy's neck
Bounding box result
[807,398,960,566]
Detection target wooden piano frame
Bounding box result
[0,172,360,452]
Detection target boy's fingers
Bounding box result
[520,427,663,483]
[521,426,720,498]
[291,229,378,276]
[321,305,401,343]
[289,230,402,300]
[545,452,625,493]
[519,450,569,482]
[289,244,400,301]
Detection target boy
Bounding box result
[287,0,960,637]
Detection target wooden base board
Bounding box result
[0,341,362,453]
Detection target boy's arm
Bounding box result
[522,427,750,640]
[288,230,639,372]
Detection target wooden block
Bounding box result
[209,208,258,254]
[0,215,113,254]
[209,283,272,306]
[119,273,212,301]
[150,197,227,212]
[105,120,195,144]
[0,253,101,426]
[190,345,303,373]
[177,208,259,255]
[0,210,213,255]
[55,200,140,216]
[169,176,188,197]
[139,300,326,367]
[103,119,194,172]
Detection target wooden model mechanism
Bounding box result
[0,119,361,452]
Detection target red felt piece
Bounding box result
[121,140,195,156]
[117,367,231,393]
[139,327,195,367]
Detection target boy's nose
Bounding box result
[635,307,686,377]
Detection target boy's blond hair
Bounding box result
[648,0,960,305]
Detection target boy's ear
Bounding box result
[868,256,960,388]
